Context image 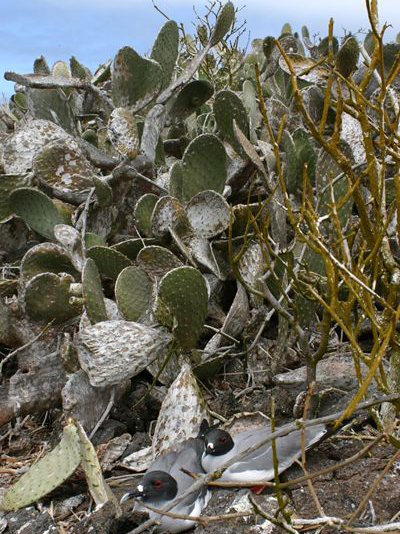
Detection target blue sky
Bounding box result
[1,0,398,98]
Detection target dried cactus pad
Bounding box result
[115,266,153,321]
[159,266,208,350]
[78,320,173,387]
[152,363,208,457]
[107,108,140,159]
[112,46,162,109]
[186,190,230,238]
[1,423,81,512]
[9,187,64,239]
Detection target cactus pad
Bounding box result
[0,173,32,222]
[112,46,162,109]
[137,245,183,278]
[20,242,77,282]
[108,108,140,159]
[150,20,179,90]
[159,266,208,350]
[168,80,214,121]
[78,320,172,387]
[24,272,81,324]
[210,2,235,46]
[213,90,249,157]
[134,193,158,237]
[0,423,81,512]
[82,258,108,324]
[115,266,153,321]
[86,246,132,281]
[9,187,65,239]
[186,190,230,238]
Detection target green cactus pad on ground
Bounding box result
[9,187,65,239]
[86,246,132,281]
[112,46,162,109]
[93,176,113,207]
[151,20,179,90]
[82,258,108,324]
[159,266,208,350]
[214,90,249,157]
[115,266,153,321]
[0,423,81,512]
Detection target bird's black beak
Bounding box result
[120,487,144,503]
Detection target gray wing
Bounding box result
[231,423,326,476]
[147,449,179,474]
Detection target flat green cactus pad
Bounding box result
[112,46,162,109]
[82,258,108,324]
[9,187,65,239]
[178,133,227,202]
[213,90,249,157]
[210,1,235,46]
[134,193,159,237]
[24,272,81,324]
[20,242,77,282]
[1,423,81,512]
[151,20,179,90]
[159,266,208,350]
[168,80,214,121]
[115,266,153,321]
[86,246,132,281]
[0,174,32,223]
[137,245,183,278]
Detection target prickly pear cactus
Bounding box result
[176,134,227,202]
[213,90,249,157]
[9,187,65,239]
[336,35,359,77]
[151,195,190,237]
[107,108,140,159]
[168,80,214,121]
[137,245,183,279]
[24,272,81,323]
[134,193,159,237]
[0,423,81,512]
[186,190,230,238]
[0,173,32,222]
[210,1,235,46]
[159,266,208,350]
[115,266,153,321]
[82,258,108,324]
[92,176,113,207]
[151,20,179,90]
[20,242,77,282]
[112,46,162,109]
[86,246,132,281]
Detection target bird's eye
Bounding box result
[153,480,163,487]
[219,436,226,444]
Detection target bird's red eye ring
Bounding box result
[219,436,226,443]
[153,480,163,487]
